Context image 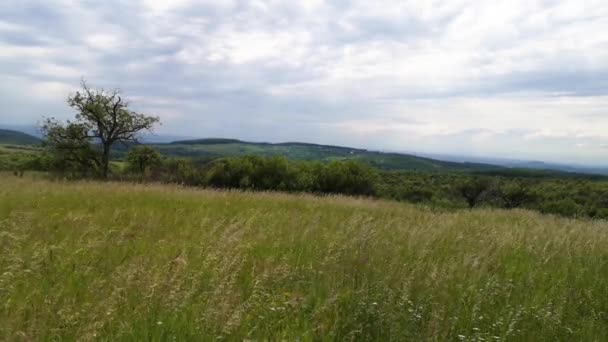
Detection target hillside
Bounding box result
[2,127,606,176]
[2,175,608,340]
[158,138,502,172]
[0,128,41,145]
[0,144,42,171]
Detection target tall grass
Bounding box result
[1,175,608,340]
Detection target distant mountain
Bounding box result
[139,133,198,144]
[161,138,503,172]
[0,124,41,138]
[3,125,607,175]
[417,152,608,176]
[0,129,42,145]
[170,138,245,145]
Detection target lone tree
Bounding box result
[42,80,159,178]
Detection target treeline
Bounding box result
[380,172,608,219]
[7,80,608,221]
[115,147,608,220]
[120,147,378,196]
[7,143,608,220]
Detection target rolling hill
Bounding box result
[3,127,605,176]
[155,138,503,172]
[0,128,42,145]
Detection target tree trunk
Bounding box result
[101,144,111,179]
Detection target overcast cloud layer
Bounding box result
[1,0,608,164]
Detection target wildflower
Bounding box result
[157,321,163,325]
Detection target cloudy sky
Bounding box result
[1,0,608,165]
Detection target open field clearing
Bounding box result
[1,176,608,340]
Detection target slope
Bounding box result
[0,128,42,145]
[1,176,608,340]
[157,138,502,172]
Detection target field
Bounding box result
[2,176,608,340]
[0,145,42,171]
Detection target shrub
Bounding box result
[455,177,494,209]
[315,160,378,196]
[162,158,204,186]
[496,180,537,209]
[541,198,581,217]
[126,146,162,175]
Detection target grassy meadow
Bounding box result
[2,175,608,340]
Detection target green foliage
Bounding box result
[161,158,204,186]
[203,156,378,196]
[496,180,537,209]
[540,198,582,217]
[42,80,159,178]
[0,145,45,172]
[455,177,494,208]
[41,119,100,177]
[9,131,608,221]
[376,171,608,219]
[126,146,162,175]
[315,160,378,196]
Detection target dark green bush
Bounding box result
[315,160,378,196]
[162,158,204,186]
[203,157,377,196]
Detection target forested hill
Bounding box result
[0,129,41,145]
[160,138,502,172]
[8,127,604,175]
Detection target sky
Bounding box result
[1,0,608,165]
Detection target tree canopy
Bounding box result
[42,80,159,178]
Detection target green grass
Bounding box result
[2,176,608,340]
[0,145,42,171]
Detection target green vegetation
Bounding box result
[4,140,608,220]
[2,176,608,340]
[205,157,378,196]
[0,129,41,145]
[42,80,159,178]
[0,145,44,172]
[125,146,162,175]
[379,171,608,219]
[116,155,608,220]
[3,80,608,340]
[154,139,502,172]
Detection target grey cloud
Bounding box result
[1,0,608,164]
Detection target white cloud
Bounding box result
[1,0,608,164]
[28,81,75,100]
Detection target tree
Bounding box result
[126,146,162,175]
[316,160,378,196]
[497,180,536,209]
[42,80,159,178]
[456,177,492,209]
[41,119,100,177]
